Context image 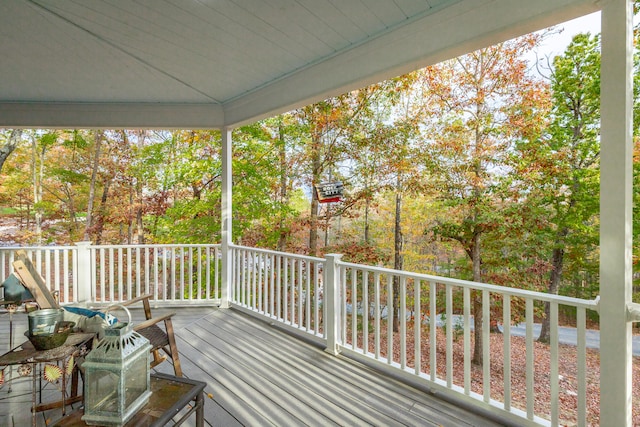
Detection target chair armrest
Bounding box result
[133,312,176,331]
[120,293,153,307]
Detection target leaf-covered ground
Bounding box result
[360,326,639,426]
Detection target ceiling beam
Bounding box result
[0,102,224,129]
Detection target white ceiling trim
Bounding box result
[0,102,224,130]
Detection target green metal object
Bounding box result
[82,305,151,426]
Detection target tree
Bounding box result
[152,130,223,243]
[0,129,22,174]
[0,131,34,229]
[254,115,306,252]
[83,130,103,240]
[422,34,549,365]
[630,4,640,298]
[295,93,373,256]
[379,74,425,332]
[535,33,601,342]
[31,131,58,243]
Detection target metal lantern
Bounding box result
[82,305,152,426]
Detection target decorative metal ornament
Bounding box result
[43,364,63,383]
[65,355,75,376]
[82,305,151,426]
[17,364,31,377]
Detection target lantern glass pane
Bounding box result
[86,369,120,412]
[124,354,148,407]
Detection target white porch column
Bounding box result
[599,1,633,425]
[75,241,92,303]
[324,253,342,355]
[220,128,233,309]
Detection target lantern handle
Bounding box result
[104,303,132,325]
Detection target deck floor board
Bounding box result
[184,322,395,426]
[194,312,433,425]
[0,306,506,427]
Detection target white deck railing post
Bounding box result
[324,253,342,355]
[220,128,233,309]
[599,1,634,425]
[75,241,93,303]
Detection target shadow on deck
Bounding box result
[0,306,506,426]
[173,308,506,427]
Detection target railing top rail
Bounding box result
[338,260,599,310]
[0,245,77,251]
[230,244,325,263]
[90,243,221,249]
[0,244,221,251]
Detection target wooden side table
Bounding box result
[52,373,206,427]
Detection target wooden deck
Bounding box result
[0,306,507,427]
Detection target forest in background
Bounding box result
[1,26,640,314]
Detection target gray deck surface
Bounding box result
[0,306,505,427]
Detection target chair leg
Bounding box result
[150,349,166,367]
[165,319,182,377]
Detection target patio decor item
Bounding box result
[0,273,34,305]
[25,321,75,351]
[8,250,182,377]
[28,308,64,336]
[11,250,59,309]
[82,305,152,426]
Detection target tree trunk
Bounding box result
[308,133,321,257]
[127,184,134,244]
[0,130,22,174]
[94,177,111,245]
[471,231,483,366]
[136,179,145,244]
[277,122,288,252]
[31,135,44,243]
[324,204,331,246]
[392,181,403,333]
[538,234,566,343]
[309,195,319,255]
[84,130,103,241]
[364,184,370,244]
[62,185,77,235]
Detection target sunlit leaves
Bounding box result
[423,34,550,275]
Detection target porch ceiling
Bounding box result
[1,0,599,129]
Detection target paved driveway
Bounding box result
[502,323,640,356]
[348,308,640,356]
[435,314,640,356]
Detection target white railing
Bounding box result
[0,246,78,303]
[1,243,601,425]
[0,243,222,305]
[230,245,326,341]
[229,248,600,427]
[88,244,222,305]
[335,258,598,427]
